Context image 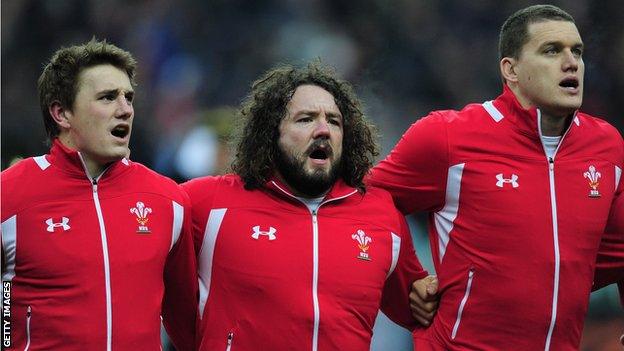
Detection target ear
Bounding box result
[500,57,519,84]
[49,101,72,129]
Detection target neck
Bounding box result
[540,110,571,136]
[507,84,572,136]
[274,172,330,199]
[80,155,108,180]
[58,136,108,179]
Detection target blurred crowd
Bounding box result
[2,0,622,349]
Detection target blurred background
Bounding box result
[2,0,622,350]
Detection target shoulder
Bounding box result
[575,112,623,162]
[1,156,52,220]
[577,112,622,140]
[358,186,405,224]
[181,173,244,207]
[2,157,43,183]
[126,161,188,202]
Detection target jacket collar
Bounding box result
[486,85,579,140]
[266,176,360,206]
[47,139,130,181]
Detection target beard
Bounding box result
[275,141,341,198]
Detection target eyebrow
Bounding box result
[297,109,342,118]
[540,41,584,49]
[98,88,134,96]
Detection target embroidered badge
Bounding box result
[45,217,70,232]
[130,202,152,233]
[496,173,519,188]
[251,226,277,240]
[351,229,372,261]
[583,165,601,198]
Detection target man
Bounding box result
[369,5,623,350]
[182,63,433,350]
[1,39,197,350]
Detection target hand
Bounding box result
[409,275,439,326]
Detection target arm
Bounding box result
[368,112,450,215]
[593,176,624,305]
[162,191,198,351]
[379,213,429,330]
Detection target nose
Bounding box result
[312,118,330,139]
[115,96,133,119]
[562,49,579,72]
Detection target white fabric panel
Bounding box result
[434,163,465,263]
[1,215,17,281]
[198,208,227,318]
[33,155,51,170]
[616,166,622,189]
[387,233,401,278]
[170,201,184,251]
[482,101,504,122]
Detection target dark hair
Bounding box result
[231,62,378,192]
[37,38,137,142]
[499,5,575,60]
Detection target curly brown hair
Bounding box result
[231,62,378,192]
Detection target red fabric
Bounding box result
[369,86,624,350]
[182,174,427,351]
[1,140,197,350]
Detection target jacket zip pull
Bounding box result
[225,332,234,351]
[548,157,554,170]
[24,306,32,351]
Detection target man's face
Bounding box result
[276,84,343,197]
[513,20,584,117]
[62,64,134,166]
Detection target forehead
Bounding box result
[525,20,582,48]
[76,64,132,93]
[287,85,340,113]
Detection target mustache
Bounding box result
[305,139,333,157]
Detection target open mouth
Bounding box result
[111,125,130,139]
[309,148,329,160]
[559,77,579,90]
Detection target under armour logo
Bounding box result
[251,226,277,240]
[496,174,519,188]
[45,217,71,232]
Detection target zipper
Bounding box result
[225,332,233,351]
[24,306,31,351]
[537,110,572,351]
[78,153,113,351]
[543,156,560,351]
[269,181,357,351]
[451,269,474,339]
[311,210,320,351]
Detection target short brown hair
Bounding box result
[499,5,575,60]
[231,62,379,192]
[37,38,137,142]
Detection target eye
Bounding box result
[572,48,583,57]
[329,118,342,127]
[296,116,312,123]
[100,94,116,101]
[125,93,134,104]
[544,47,558,55]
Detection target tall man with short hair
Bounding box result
[370,5,623,350]
[1,39,197,350]
[183,63,433,350]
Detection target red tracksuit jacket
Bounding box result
[182,175,428,350]
[1,140,197,350]
[369,86,623,350]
